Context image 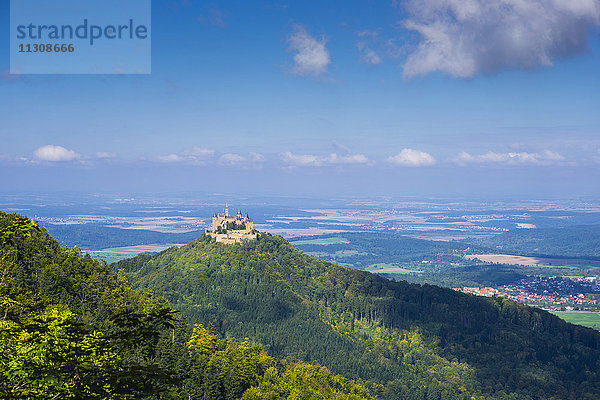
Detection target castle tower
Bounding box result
[225,203,229,217]
[212,211,218,232]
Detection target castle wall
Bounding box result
[208,231,258,244]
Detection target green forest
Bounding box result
[117,230,600,399]
[2,211,600,399]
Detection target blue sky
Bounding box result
[1,0,600,198]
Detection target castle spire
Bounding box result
[225,202,229,217]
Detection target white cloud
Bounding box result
[356,31,387,66]
[386,149,436,167]
[402,0,600,78]
[185,146,215,158]
[359,46,382,66]
[288,26,331,77]
[34,145,80,162]
[219,153,246,165]
[157,154,186,163]
[282,152,322,167]
[249,152,266,162]
[454,150,565,165]
[219,152,266,166]
[281,151,371,167]
[357,30,378,38]
[327,153,370,164]
[0,154,28,165]
[95,152,116,159]
[156,148,263,166]
[157,146,215,164]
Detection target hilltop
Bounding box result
[116,232,600,400]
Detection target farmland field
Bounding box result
[290,236,350,245]
[367,263,423,274]
[551,311,600,330]
[465,254,590,267]
[87,244,183,263]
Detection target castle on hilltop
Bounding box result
[206,204,258,244]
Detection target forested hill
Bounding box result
[0,212,376,399]
[116,233,600,400]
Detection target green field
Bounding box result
[366,263,422,274]
[291,236,350,245]
[87,244,182,263]
[551,312,600,330]
[369,263,400,269]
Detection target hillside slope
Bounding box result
[0,212,374,400]
[116,233,600,400]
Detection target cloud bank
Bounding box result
[157,147,265,168]
[454,150,565,165]
[288,26,331,77]
[402,0,600,78]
